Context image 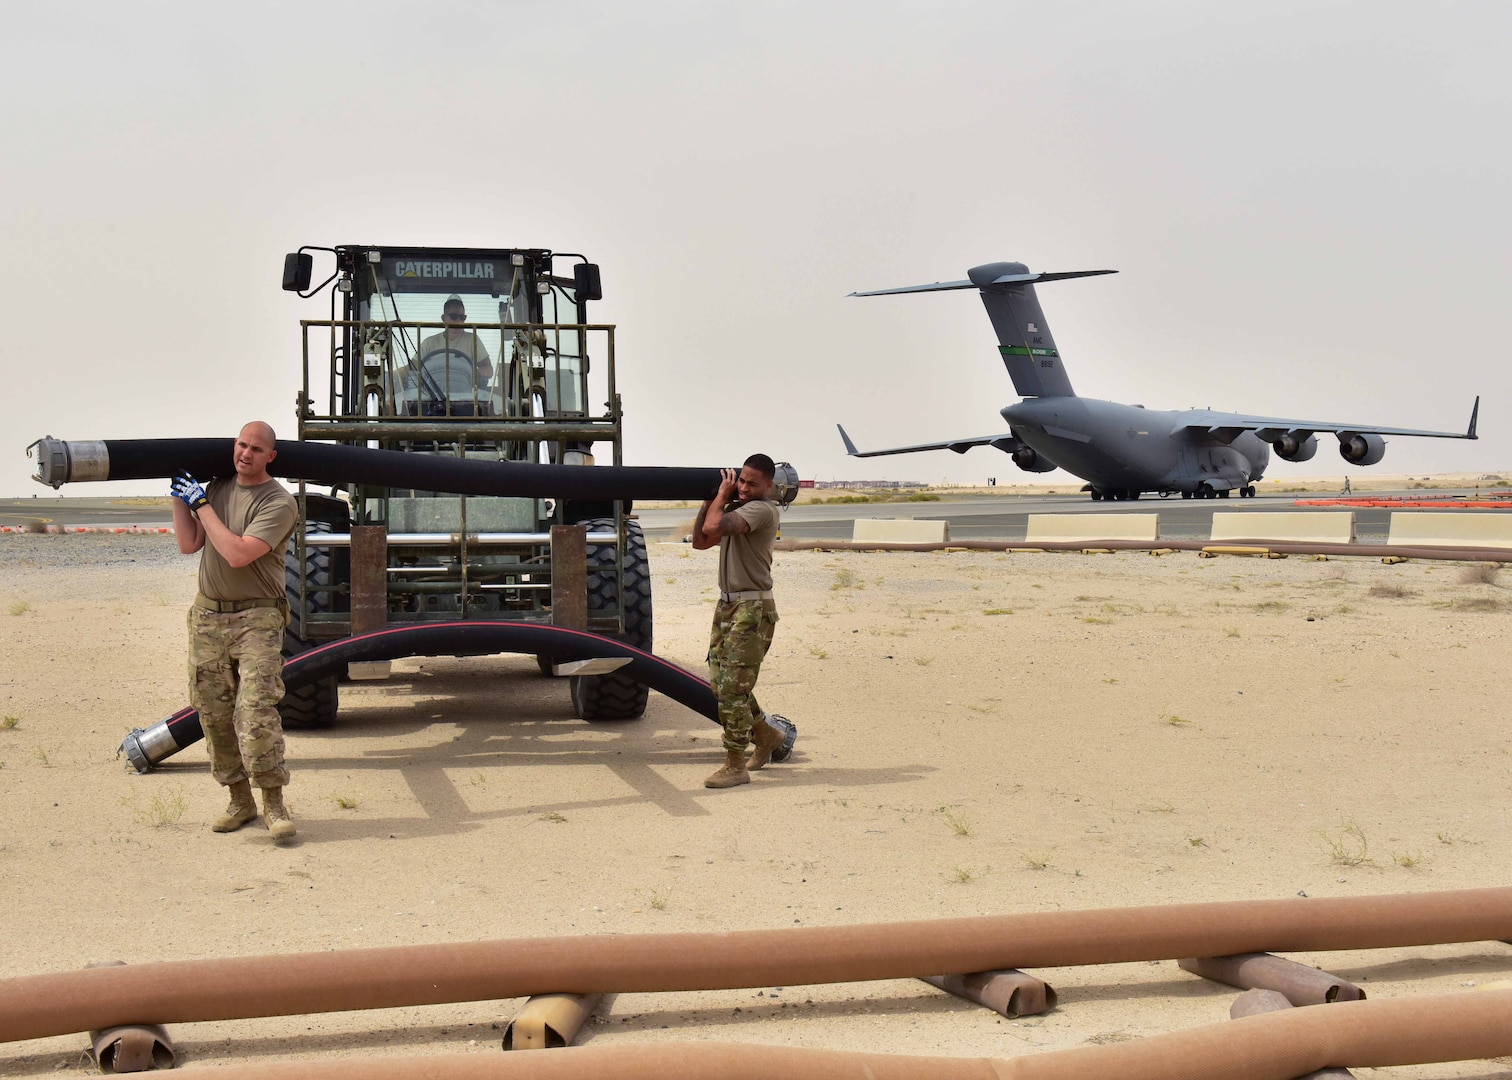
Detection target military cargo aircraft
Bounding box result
[837,262,1478,500]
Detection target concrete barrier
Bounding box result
[1024,513,1158,543]
[1388,512,1512,549]
[852,518,949,544]
[1210,512,1355,544]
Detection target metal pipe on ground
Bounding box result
[62,989,1512,1080]
[3,887,1510,1045]
[83,962,175,1074]
[1179,953,1364,1005]
[1229,987,1355,1080]
[920,970,1056,1018]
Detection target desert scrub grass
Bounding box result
[33,746,51,767]
[23,519,48,534]
[949,865,989,884]
[982,607,1014,616]
[830,567,862,591]
[1454,596,1506,613]
[807,645,829,660]
[125,785,188,828]
[1162,713,1191,727]
[646,886,671,911]
[1392,850,1424,869]
[0,715,18,730]
[333,794,359,810]
[1224,626,1241,638]
[1081,616,1112,625]
[913,657,933,666]
[7,601,30,617]
[1321,822,1373,867]
[1457,562,1502,585]
[1368,582,1416,599]
[937,807,974,837]
[538,811,567,824]
[1022,852,1051,870]
[1250,599,1288,612]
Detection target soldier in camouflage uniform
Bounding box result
[691,454,791,789]
[170,422,300,840]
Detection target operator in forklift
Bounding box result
[410,294,495,415]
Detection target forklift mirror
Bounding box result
[282,252,313,292]
[573,262,603,302]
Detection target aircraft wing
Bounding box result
[837,424,1022,458]
[1175,397,1479,442]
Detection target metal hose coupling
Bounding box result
[118,721,183,775]
[762,714,798,762]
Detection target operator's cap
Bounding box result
[444,293,464,306]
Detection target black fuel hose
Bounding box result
[33,438,724,501]
[117,622,796,772]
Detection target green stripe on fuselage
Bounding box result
[1000,345,1059,358]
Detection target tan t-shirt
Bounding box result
[418,330,492,375]
[718,499,779,593]
[198,478,299,602]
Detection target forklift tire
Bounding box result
[280,520,340,730]
[570,517,653,721]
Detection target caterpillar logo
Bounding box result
[390,260,497,280]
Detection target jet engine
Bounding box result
[1338,433,1386,466]
[1273,433,1318,463]
[1012,446,1058,474]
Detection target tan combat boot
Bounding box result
[703,749,751,789]
[261,786,297,841]
[212,780,259,833]
[746,717,786,771]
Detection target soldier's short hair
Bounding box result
[743,453,776,479]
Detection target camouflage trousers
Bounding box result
[706,598,779,753]
[187,605,289,788]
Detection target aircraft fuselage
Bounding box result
[1002,397,1271,497]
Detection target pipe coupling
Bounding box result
[119,722,181,774]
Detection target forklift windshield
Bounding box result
[354,251,586,420]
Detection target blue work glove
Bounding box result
[171,471,210,512]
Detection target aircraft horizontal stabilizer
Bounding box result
[849,268,1116,298]
[837,424,1020,458]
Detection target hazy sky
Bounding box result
[3,1,1507,496]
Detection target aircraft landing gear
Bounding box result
[1241,485,1257,498]
[1218,488,1231,498]
[1181,490,1193,499]
[1090,489,1104,501]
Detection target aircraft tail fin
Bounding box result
[850,262,1115,399]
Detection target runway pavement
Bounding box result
[5,489,1502,542]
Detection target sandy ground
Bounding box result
[2,533,1511,1076]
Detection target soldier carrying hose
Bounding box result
[691,454,791,789]
[169,422,300,841]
